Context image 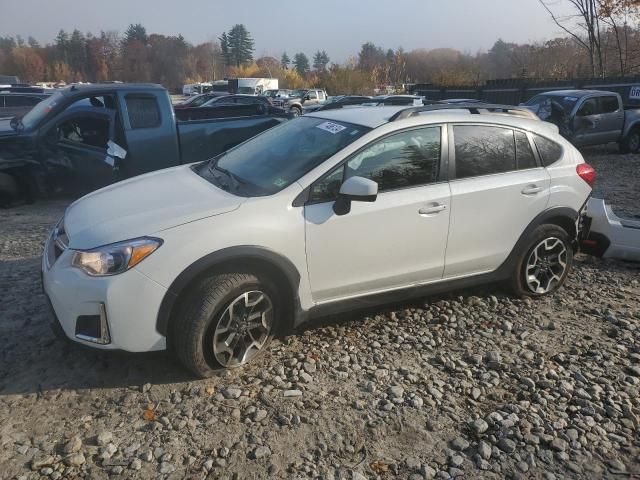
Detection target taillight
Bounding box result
[576,163,596,188]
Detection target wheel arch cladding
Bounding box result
[495,206,578,279]
[156,246,301,337]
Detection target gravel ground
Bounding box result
[0,149,639,480]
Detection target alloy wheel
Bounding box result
[525,237,568,294]
[212,290,273,367]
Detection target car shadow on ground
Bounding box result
[0,255,502,396]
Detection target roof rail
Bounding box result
[388,103,538,121]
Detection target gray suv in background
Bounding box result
[523,89,640,152]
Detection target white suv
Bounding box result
[42,105,595,377]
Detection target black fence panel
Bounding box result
[409,76,640,106]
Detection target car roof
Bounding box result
[536,89,614,98]
[305,105,556,134]
[60,83,165,97]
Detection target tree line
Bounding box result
[2,2,640,95]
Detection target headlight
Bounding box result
[71,237,162,276]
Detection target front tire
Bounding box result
[290,106,301,117]
[510,224,573,297]
[173,272,280,377]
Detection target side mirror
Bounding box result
[333,176,378,216]
[304,94,310,101]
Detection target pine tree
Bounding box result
[293,53,310,76]
[280,52,290,69]
[312,50,330,71]
[222,24,254,67]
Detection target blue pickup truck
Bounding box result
[0,83,288,204]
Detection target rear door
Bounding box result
[444,124,551,278]
[119,92,180,175]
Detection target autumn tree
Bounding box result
[10,47,45,82]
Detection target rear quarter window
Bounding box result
[532,134,563,167]
[125,94,161,129]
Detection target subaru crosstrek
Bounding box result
[42,104,595,377]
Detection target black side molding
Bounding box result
[156,246,301,336]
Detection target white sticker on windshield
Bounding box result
[564,96,578,101]
[316,121,347,134]
[273,178,287,187]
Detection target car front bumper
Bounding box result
[42,237,168,352]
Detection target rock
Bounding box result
[498,437,516,454]
[63,435,82,454]
[478,441,491,460]
[283,390,302,397]
[254,409,268,422]
[252,446,271,459]
[405,456,421,470]
[551,437,568,452]
[140,449,153,462]
[411,396,424,408]
[218,446,230,458]
[64,453,85,466]
[449,454,464,467]
[451,436,470,451]
[299,371,313,383]
[203,458,214,471]
[159,462,175,474]
[471,419,489,435]
[608,459,626,471]
[96,430,113,446]
[421,465,436,479]
[389,385,404,398]
[223,387,242,399]
[130,458,142,470]
[31,454,55,470]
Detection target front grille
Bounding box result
[271,100,284,108]
[46,219,68,269]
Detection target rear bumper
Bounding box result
[580,198,640,261]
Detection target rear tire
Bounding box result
[290,106,301,117]
[172,272,281,377]
[509,224,573,297]
[619,128,640,154]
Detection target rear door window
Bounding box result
[125,94,161,129]
[599,96,619,114]
[453,125,516,179]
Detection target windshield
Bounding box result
[525,94,578,113]
[20,91,63,130]
[289,89,306,98]
[196,117,370,196]
[189,95,212,107]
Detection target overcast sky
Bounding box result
[1,0,569,62]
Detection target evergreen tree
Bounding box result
[293,52,310,75]
[312,50,330,71]
[220,24,254,67]
[280,52,290,69]
[124,24,148,44]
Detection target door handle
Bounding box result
[419,204,447,215]
[522,185,543,195]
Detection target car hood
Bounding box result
[64,164,244,250]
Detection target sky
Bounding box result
[1,0,570,62]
